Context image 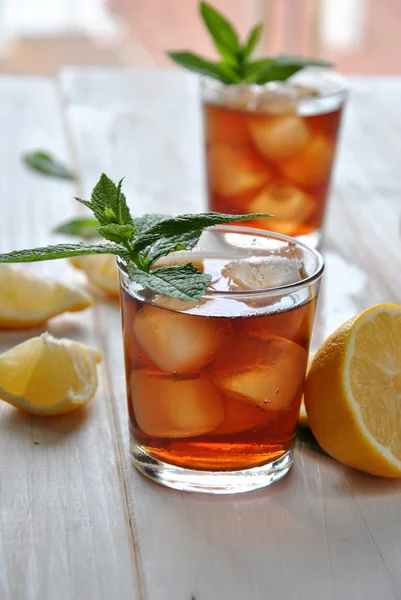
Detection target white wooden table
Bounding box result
[1,69,401,600]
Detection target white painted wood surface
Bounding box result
[0,77,139,600]
[1,69,401,599]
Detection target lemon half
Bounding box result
[305,304,401,477]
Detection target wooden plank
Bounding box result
[60,68,401,600]
[0,77,139,600]
[60,68,205,215]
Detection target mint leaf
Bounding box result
[134,213,168,235]
[146,229,203,266]
[168,52,235,83]
[98,224,135,245]
[242,23,262,61]
[243,58,274,82]
[23,151,75,180]
[0,243,126,264]
[256,62,302,84]
[127,263,212,302]
[76,173,134,227]
[275,54,333,68]
[200,1,240,65]
[116,178,131,225]
[132,212,270,253]
[256,55,333,84]
[217,62,242,84]
[53,217,100,238]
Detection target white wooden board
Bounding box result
[56,69,401,600]
[0,77,139,600]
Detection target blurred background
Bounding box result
[0,0,399,76]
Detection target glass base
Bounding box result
[296,229,322,250]
[131,443,294,494]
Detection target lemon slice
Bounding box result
[70,254,119,297]
[298,400,309,428]
[0,265,93,328]
[0,333,102,414]
[305,304,401,477]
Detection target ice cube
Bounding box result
[280,134,334,188]
[247,115,311,162]
[133,304,222,373]
[205,104,251,145]
[222,255,302,291]
[131,371,225,437]
[124,329,157,370]
[251,82,297,114]
[212,396,272,435]
[154,251,204,272]
[213,338,308,411]
[236,302,314,344]
[249,182,315,235]
[122,304,156,370]
[211,82,297,114]
[207,143,272,198]
[151,295,202,313]
[291,84,319,99]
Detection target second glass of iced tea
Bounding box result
[203,68,348,248]
[119,226,323,494]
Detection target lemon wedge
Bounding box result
[298,400,309,428]
[298,352,315,428]
[305,304,401,477]
[0,333,102,414]
[70,254,119,297]
[0,265,93,328]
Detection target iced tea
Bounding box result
[203,70,347,246]
[119,227,323,493]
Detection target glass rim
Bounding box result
[117,225,324,300]
[200,68,349,102]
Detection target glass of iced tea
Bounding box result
[203,68,348,248]
[118,225,323,494]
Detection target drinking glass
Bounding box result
[119,225,324,493]
[203,68,348,248]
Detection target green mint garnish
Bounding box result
[53,217,100,238]
[126,263,212,303]
[130,212,266,254]
[200,1,240,66]
[241,24,262,62]
[168,1,332,85]
[0,243,127,263]
[0,174,270,301]
[23,150,75,180]
[75,174,134,227]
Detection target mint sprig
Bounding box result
[168,1,332,85]
[0,174,271,301]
